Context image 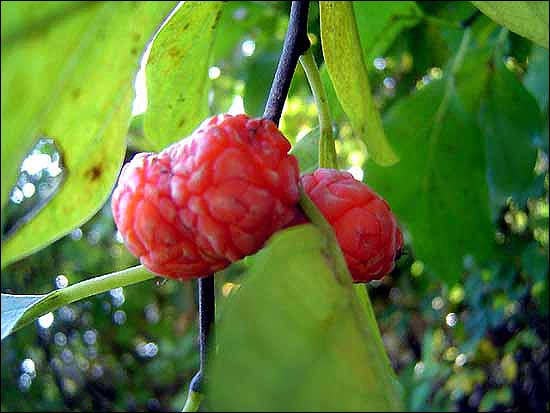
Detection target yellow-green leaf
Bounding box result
[144,1,224,150]
[1,2,176,269]
[320,1,399,166]
[208,225,403,411]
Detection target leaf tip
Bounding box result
[371,148,400,167]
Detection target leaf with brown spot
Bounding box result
[144,1,224,150]
[86,165,103,181]
[1,2,177,269]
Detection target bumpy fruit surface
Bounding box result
[300,168,403,282]
[112,114,300,280]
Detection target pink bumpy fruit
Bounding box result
[112,114,300,280]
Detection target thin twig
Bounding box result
[196,274,215,390]
[183,274,215,411]
[184,2,311,410]
[263,1,311,126]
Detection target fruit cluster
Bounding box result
[112,114,402,283]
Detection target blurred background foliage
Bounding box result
[1,1,548,411]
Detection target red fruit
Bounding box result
[112,114,300,280]
[300,168,403,282]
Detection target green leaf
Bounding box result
[290,127,320,173]
[320,1,399,166]
[524,45,549,113]
[353,1,423,65]
[1,294,45,341]
[208,225,403,411]
[455,46,494,114]
[144,1,224,150]
[1,2,176,269]
[480,56,540,211]
[1,265,154,341]
[364,78,493,284]
[471,1,549,49]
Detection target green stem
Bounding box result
[299,49,338,170]
[15,265,155,332]
[181,389,203,412]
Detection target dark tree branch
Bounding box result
[263,1,311,126]
[190,274,215,394]
[186,2,310,407]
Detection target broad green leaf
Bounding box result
[353,1,423,65]
[1,266,154,341]
[524,46,549,113]
[364,79,493,283]
[208,224,403,412]
[1,2,176,269]
[480,55,540,211]
[320,1,399,166]
[471,1,549,49]
[144,1,224,150]
[290,128,320,173]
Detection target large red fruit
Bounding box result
[300,168,403,282]
[112,114,300,280]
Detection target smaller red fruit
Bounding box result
[300,168,403,282]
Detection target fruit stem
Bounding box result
[197,275,215,383]
[263,1,311,126]
[13,265,155,335]
[299,49,338,169]
[181,386,202,412]
[183,274,215,411]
